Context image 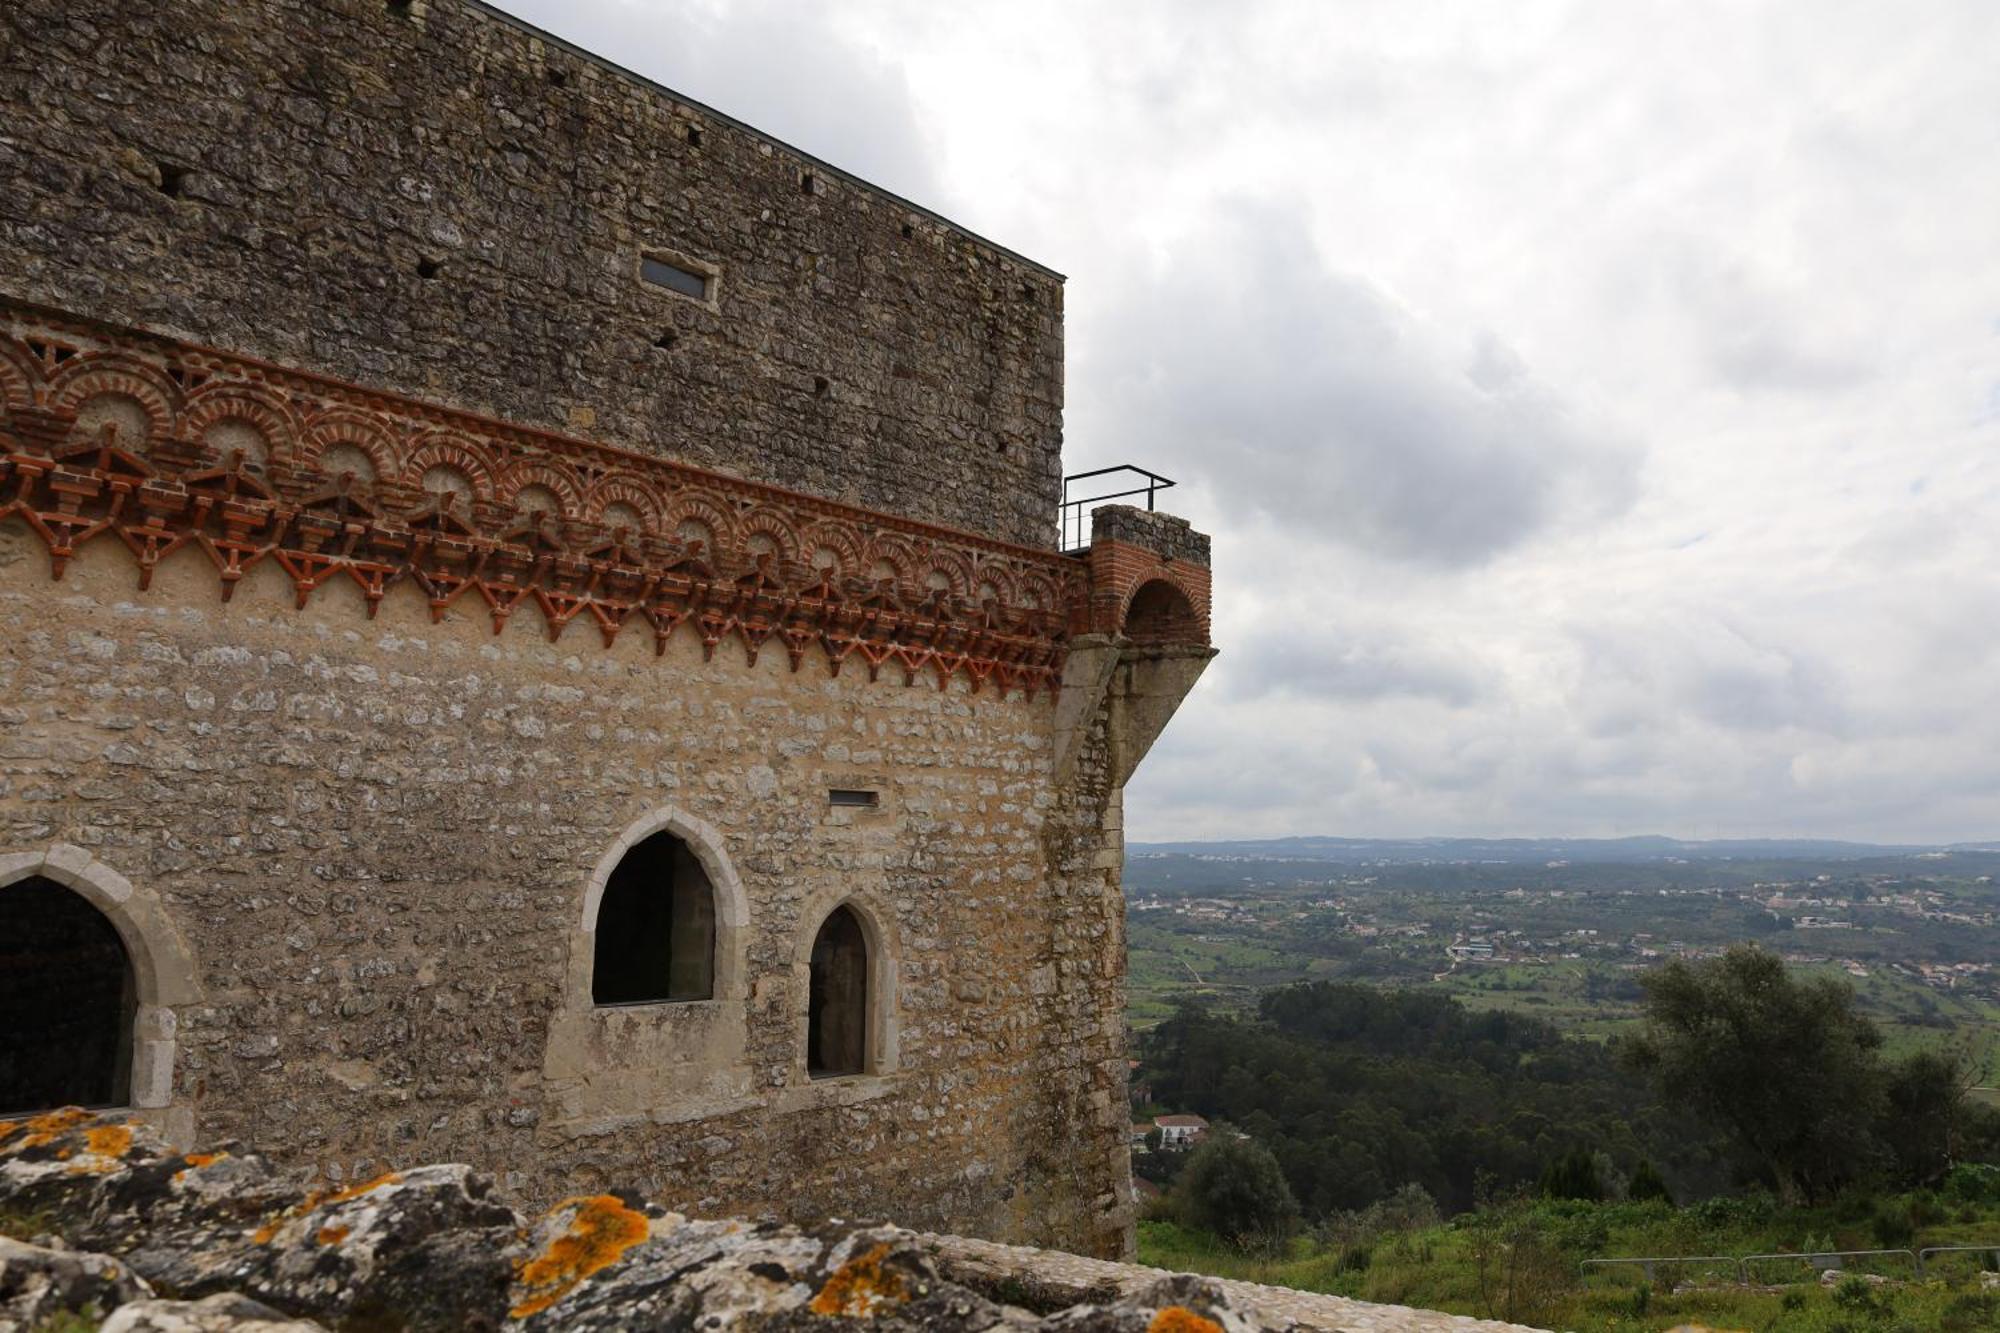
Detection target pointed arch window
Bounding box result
[807,905,869,1078]
[0,876,135,1111]
[591,831,717,1005]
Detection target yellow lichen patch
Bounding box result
[509,1195,651,1320]
[84,1124,133,1160]
[16,1108,95,1150]
[256,1168,404,1238]
[316,1225,351,1246]
[1147,1309,1223,1333]
[173,1151,228,1184]
[324,1171,402,1204]
[808,1242,909,1319]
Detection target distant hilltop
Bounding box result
[1127,834,2000,865]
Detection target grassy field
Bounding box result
[1139,1179,2000,1332]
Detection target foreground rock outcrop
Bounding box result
[0,1110,1269,1331]
[2,1110,1547,1332]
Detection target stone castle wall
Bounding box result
[0,0,1217,1264]
[0,521,1130,1252]
[0,0,1065,547]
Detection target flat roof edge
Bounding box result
[467,0,1066,283]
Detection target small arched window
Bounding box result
[591,831,716,1005]
[807,905,869,1078]
[0,876,135,1111]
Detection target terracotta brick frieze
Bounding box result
[0,296,1090,698]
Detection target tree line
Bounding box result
[1139,946,2000,1228]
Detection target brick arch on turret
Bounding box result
[1082,542,1211,645]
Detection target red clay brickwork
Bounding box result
[0,297,1108,698]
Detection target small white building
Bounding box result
[1154,1114,1210,1149]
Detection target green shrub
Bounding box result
[1539,1146,1605,1202]
[1942,1162,2000,1204]
[1832,1274,1885,1315]
[1626,1158,1673,1205]
[1172,1133,1301,1254]
[1872,1201,1915,1248]
[1688,1191,1777,1231]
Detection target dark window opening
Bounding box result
[828,789,878,808]
[813,376,830,398]
[156,163,189,198]
[0,877,134,1113]
[807,906,868,1078]
[591,832,717,1005]
[386,0,413,15]
[640,254,710,301]
[900,222,914,239]
[654,330,678,351]
[800,172,815,196]
[1020,284,1036,304]
[416,257,441,280]
[546,67,569,87]
[686,126,703,148]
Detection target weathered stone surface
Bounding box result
[101,1294,328,1333]
[928,1234,1550,1333]
[0,0,1066,550]
[0,1233,154,1331]
[1,1114,1543,1332]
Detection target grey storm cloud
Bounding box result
[1229,622,1485,708]
[1086,202,1642,567]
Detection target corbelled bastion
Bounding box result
[0,0,1213,1260]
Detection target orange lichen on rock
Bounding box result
[325,1171,402,1204]
[173,1151,227,1183]
[509,1194,651,1319]
[12,1107,95,1150]
[1147,1309,1223,1333]
[250,1172,402,1245]
[84,1124,133,1159]
[808,1242,909,1318]
[316,1225,350,1246]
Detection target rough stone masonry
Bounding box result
[0,0,1214,1262]
[0,1110,1552,1331]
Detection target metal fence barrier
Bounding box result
[1741,1249,1919,1280]
[1584,1242,2000,1285]
[1582,1255,1746,1284]
[1917,1244,2000,1276]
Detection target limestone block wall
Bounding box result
[0,0,1065,546]
[0,527,1135,1253]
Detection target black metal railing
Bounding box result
[1060,465,1176,552]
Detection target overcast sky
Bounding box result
[497,0,2000,844]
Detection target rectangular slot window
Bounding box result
[641,254,711,301]
[828,789,879,809]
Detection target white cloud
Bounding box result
[494,0,2000,843]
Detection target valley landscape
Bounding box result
[1124,836,2000,1330]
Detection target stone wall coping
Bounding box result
[920,1232,1553,1333]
